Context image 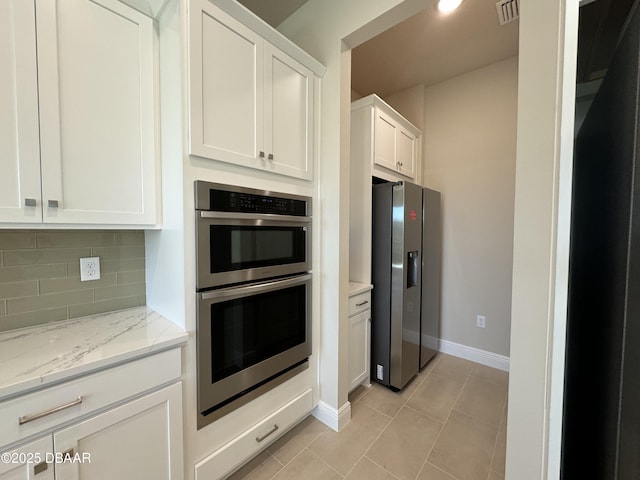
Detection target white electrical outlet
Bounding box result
[80,257,101,281]
[476,315,486,328]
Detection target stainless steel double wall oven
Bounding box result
[195,181,312,428]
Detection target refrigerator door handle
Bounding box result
[407,250,419,288]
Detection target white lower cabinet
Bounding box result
[348,290,372,392]
[195,388,313,480]
[0,436,53,480]
[54,383,183,480]
[0,349,183,480]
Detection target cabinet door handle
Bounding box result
[60,448,75,462]
[267,153,274,160]
[33,461,48,475]
[255,424,279,443]
[47,200,59,208]
[356,300,369,307]
[18,396,83,425]
[24,198,37,207]
[259,151,265,158]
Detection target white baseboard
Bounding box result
[439,339,510,372]
[312,400,351,432]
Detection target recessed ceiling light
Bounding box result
[437,0,463,14]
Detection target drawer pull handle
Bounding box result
[33,461,48,475]
[60,448,75,462]
[18,396,83,425]
[356,300,369,307]
[24,198,37,207]
[48,200,59,208]
[255,424,279,443]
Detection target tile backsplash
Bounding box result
[0,230,146,332]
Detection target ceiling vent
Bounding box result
[496,0,519,25]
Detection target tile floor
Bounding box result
[228,354,508,480]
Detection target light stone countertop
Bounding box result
[348,282,373,297]
[0,306,188,401]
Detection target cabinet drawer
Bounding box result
[195,388,312,480]
[0,348,181,449]
[349,291,371,316]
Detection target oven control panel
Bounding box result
[222,192,304,216]
[196,181,310,217]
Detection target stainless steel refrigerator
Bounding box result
[371,181,441,390]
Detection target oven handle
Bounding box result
[199,211,311,223]
[200,274,312,300]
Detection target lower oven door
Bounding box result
[197,274,312,423]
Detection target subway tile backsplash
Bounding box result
[0,230,146,332]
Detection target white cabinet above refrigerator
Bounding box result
[351,94,422,182]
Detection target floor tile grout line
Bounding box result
[344,378,416,479]
[361,456,403,480]
[262,426,328,480]
[403,403,449,426]
[413,371,472,480]
[450,373,508,431]
[426,370,469,387]
[304,446,347,478]
[269,425,325,464]
[268,450,285,468]
[356,403,396,420]
[426,460,463,480]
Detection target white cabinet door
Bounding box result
[264,44,313,180]
[348,310,371,392]
[0,0,42,223]
[0,436,53,480]
[36,0,157,225]
[374,109,398,173]
[397,128,417,179]
[53,382,183,480]
[189,0,264,168]
[188,0,316,181]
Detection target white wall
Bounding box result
[422,56,518,358]
[507,0,578,477]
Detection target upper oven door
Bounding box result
[196,212,311,290]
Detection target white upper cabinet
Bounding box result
[0,0,159,226]
[37,0,158,225]
[189,0,315,181]
[352,94,421,182]
[264,44,313,180]
[190,5,264,167]
[0,1,42,223]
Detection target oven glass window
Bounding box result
[210,284,306,383]
[209,226,306,273]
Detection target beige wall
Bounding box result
[384,83,425,133]
[422,56,518,357]
[0,230,146,331]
